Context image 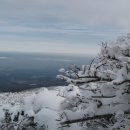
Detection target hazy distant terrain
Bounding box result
[0,52,93,92]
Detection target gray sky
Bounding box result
[0,0,130,55]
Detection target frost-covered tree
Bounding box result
[57,34,130,130]
[0,108,46,130]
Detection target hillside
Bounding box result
[0,34,130,130]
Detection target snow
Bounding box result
[35,108,58,130]
[0,84,130,130]
[59,68,65,73]
[21,89,65,113]
[0,34,130,130]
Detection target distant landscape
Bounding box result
[0,52,93,92]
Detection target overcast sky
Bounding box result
[0,0,130,55]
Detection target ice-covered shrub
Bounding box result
[0,108,46,130]
[57,34,130,129]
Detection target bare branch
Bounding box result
[60,114,113,125]
[92,95,116,98]
[89,58,95,70]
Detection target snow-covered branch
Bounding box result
[57,34,130,130]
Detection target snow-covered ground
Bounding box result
[0,86,87,130]
[0,84,129,130]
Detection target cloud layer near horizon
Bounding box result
[0,0,130,54]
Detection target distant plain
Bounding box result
[0,52,93,92]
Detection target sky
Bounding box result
[0,0,130,55]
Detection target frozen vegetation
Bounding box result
[0,34,130,130]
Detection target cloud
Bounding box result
[0,40,99,55]
[0,0,129,54]
[0,0,130,28]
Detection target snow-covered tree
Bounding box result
[0,108,46,130]
[57,34,130,130]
